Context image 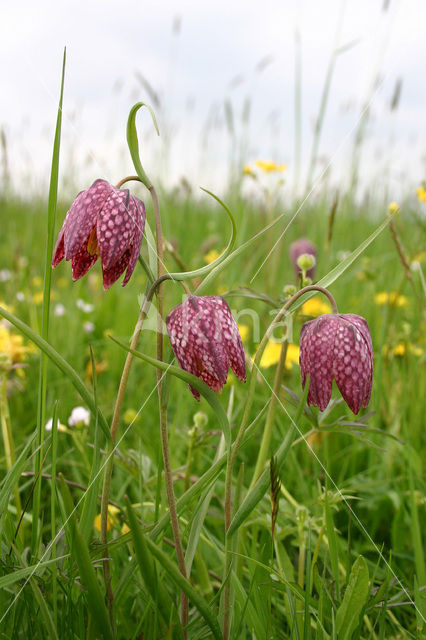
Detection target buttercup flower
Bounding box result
[299,313,373,414]
[255,160,287,173]
[52,179,146,289]
[166,295,246,399]
[289,238,317,280]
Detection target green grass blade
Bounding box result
[79,347,102,541]
[29,577,58,640]
[142,535,223,640]
[50,402,59,628]
[0,433,36,515]
[58,475,114,640]
[0,555,69,590]
[109,336,231,450]
[0,306,111,442]
[324,486,340,600]
[32,47,66,555]
[125,497,181,636]
[335,556,369,640]
[228,383,308,536]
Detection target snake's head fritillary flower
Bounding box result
[52,179,146,289]
[299,313,373,414]
[289,238,317,280]
[166,295,246,400]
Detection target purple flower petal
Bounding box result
[121,196,146,286]
[97,188,138,270]
[71,246,98,281]
[64,180,112,260]
[166,295,246,398]
[299,312,373,414]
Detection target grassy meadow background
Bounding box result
[1,30,426,640]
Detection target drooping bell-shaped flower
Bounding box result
[299,313,373,414]
[166,295,246,400]
[52,179,146,289]
[289,238,317,280]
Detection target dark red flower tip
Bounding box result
[289,238,317,279]
[166,295,246,400]
[52,179,146,289]
[299,313,373,414]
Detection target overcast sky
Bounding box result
[1,0,425,200]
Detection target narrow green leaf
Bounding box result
[58,476,114,640]
[29,577,58,640]
[125,498,180,636]
[142,535,223,640]
[0,306,111,442]
[0,433,36,515]
[335,556,369,640]
[33,47,66,555]
[79,346,102,541]
[109,336,231,450]
[325,486,340,600]
[228,383,309,536]
[0,555,69,590]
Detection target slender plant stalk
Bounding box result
[0,373,22,524]
[222,285,338,639]
[151,183,189,630]
[250,339,289,485]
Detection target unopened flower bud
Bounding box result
[193,411,208,428]
[283,284,297,297]
[297,253,316,273]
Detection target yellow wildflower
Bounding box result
[0,325,36,365]
[121,522,131,536]
[243,164,254,176]
[259,342,282,368]
[259,341,299,369]
[301,297,332,317]
[238,324,249,342]
[388,202,399,213]
[32,290,56,305]
[285,343,300,370]
[409,344,424,356]
[0,300,14,314]
[203,249,221,264]
[416,186,426,202]
[85,358,108,382]
[94,505,120,532]
[123,408,141,425]
[374,292,408,307]
[32,276,43,288]
[392,342,406,356]
[255,160,287,173]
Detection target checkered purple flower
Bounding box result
[289,238,317,279]
[166,295,246,400]
[52,179,146,289]
[299,313,373,414]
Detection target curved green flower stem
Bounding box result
[115,175,141,189]
[222,284,337,639]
